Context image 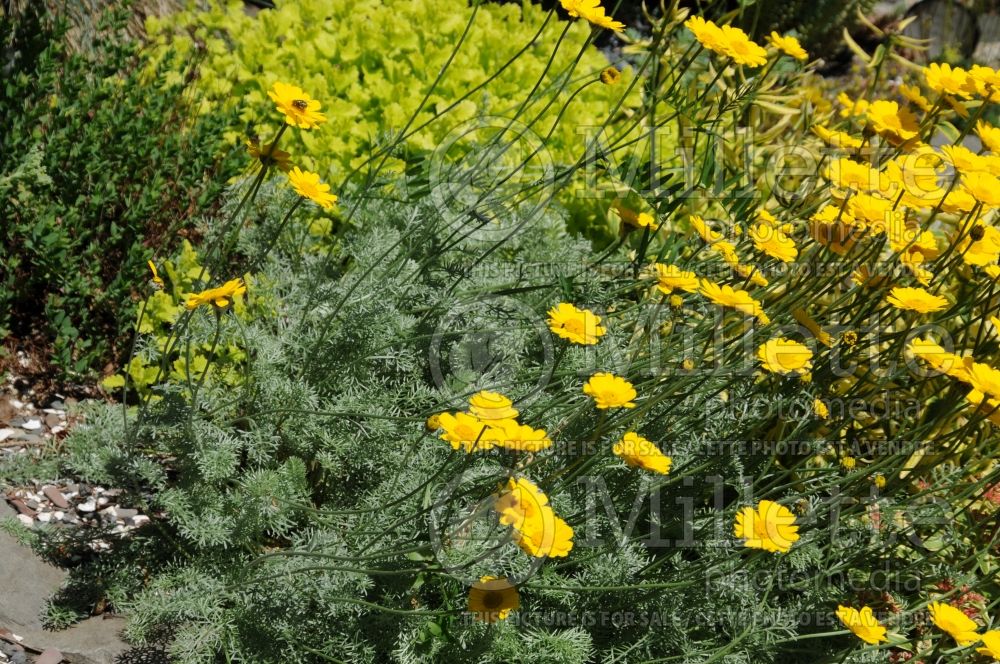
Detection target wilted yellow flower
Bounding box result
[613,432,672,474]
[547,303,605,345]
[425,413,443,430]
[734,500,799,553]
[246,138,292,172]
[699,279,769,324]
[928,601,980,646]
[185,278,246,310]
[886,286,948,314]
[766,31,807,61]
[908,337,969,380]
[614,203,658,230]
[287,167,338,210]
[267,81,327,129]
[958,224,1000,266]
[468,391,519,421]
[756,338,813,375]
[837,92,869,118]
[813,399,829,419]
[836,605,888,645]
[872,473,886,489]
[583,372,637,409]
[899,83,932,112]
[812,125,862,149]
[559,0,624,31]
[147,261,164,289]
[689,215,723,243]
[467,576,519,623]
[652,263,699,294]
[923,63,973,98]
[600,66,621,85]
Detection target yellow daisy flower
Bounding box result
[923,63,974,98]
[836,605,888,645]
[756,338,813,375]
[184,278,246,310]
[699,279,769,324]
[437,412,501,452]
[583,372,637,409]
[267,81,327,129]
[733,500,800,553]
[812,125,862,149]
[287,167,338,210]
[613,432,672,474]
[493,420,552,452]
[559,0,624,32]
[684,16,727,53]
[652,263,699,295]
[749,223,797,262]
[467,576,519,623]
[468,391,519,421]
[766,31,808,61]
[975,120,1000,153]
[547,302,605,345]
[718,24,768,67]
[866,100,919,142]
[928,601,980,646]
[886,286,948,314]
[977,630,1000,659]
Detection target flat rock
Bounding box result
[0,503,127,663]
[41,488,69,510]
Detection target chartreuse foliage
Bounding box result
[143,0,648,245]
[8,1,1000,663]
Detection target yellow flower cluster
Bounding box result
[494,477,574,558]
[837,599,1000,654]
[684,17,769,67]
[431,390,552,453]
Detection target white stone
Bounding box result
[21,419,42,431]
[37,512,52,523]
[77,500,97,512]
[0,428,14,442]
[16,514,33,527]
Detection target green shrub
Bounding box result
[0,3,243,375]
